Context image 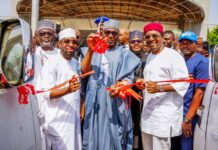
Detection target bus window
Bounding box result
[0,22,23,86]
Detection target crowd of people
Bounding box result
[32,16,209,150]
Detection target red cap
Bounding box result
[143,22,163,33]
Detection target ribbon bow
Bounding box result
[107,81,143,102]
[93,33,108,54]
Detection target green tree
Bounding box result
[208,26,218,46]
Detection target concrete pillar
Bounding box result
[191,0,210,40]
[199,0,210,40]
[31,0,39,34]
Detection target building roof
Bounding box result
[17,0,204,23]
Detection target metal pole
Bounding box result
[31,0,39,35]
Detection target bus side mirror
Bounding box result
[0,18,34,88]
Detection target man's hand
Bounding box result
[136,78,145,90]
[87,33,101,52]
[81,33,103,73]
[50,76,80,100]
[182,122,192,138]
[109,84,119,98]
[109,80,128,98]
[31,37,38,53]
[200,50,209,57]
[69,76,80,92]
[146,81,159,94]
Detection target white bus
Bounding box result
[194,45,218,150]
[0,18,41,150]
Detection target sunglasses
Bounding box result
[104,30,119,36]
[130,39,142,44]
[62,39,78,45]
[144,34,161,40]
[38,32,54,37]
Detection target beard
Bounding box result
[40,41,53,50]
[42,41,51,46]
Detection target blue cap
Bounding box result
[95,16,109,24]
[178,31,197,42]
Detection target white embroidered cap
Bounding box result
[59,28,76,41]
[36,19,54,32]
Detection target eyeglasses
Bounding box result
[38,32,54,37]
[104,30,119,36]
[62,39,78,45]
[144,34,161,40]
[130,39,142,44]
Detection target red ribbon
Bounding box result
[106,81,143,102]
[93,33,108,54]
[17,83,35,104]
[1,74,7,84]
[214,86,218,94]
[155,79,210,83]
[8,74,216,105]
[16,70,95,105]
[116,81,131,99]
[106,78,214,102]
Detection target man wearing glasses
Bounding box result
[33,19,59,90]
[129,31,146,150]
[81,19,140,150]
[32,19,59,150]
[40,28,81,150]
[136,22,189,150]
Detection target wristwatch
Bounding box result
[159,85,164,92]
[184,118,191,124]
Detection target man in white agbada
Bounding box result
[32,19,59,149]
[33,19,59,90]
[40,28,81,150]
[136,22,189,150]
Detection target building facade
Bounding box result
[1,0,215,40]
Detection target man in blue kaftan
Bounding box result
[81,19,140,150]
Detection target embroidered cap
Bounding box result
[36,19,54,32]
[129,31,143,41]
[103,19,120,30]
[59,28,76,41]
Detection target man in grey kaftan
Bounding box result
[81,19,140,150]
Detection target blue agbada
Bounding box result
[82,46,140,150]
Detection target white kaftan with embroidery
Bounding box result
[141,47,189,138]
[40,53,81,150]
